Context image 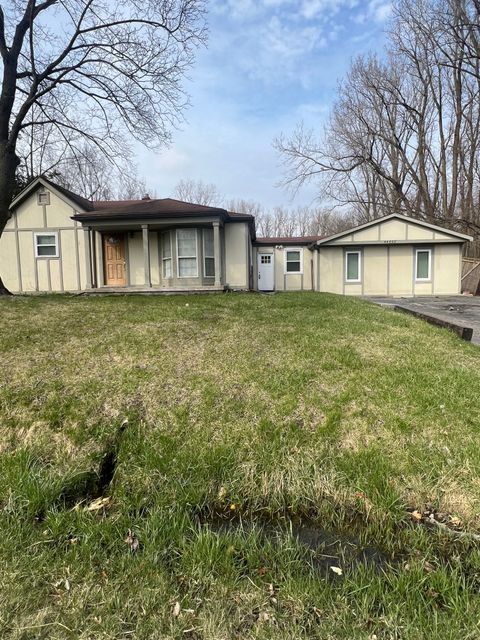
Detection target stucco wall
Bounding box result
[434,244,462,295]
[253,245,314,291]
[363,246,388,295]
[224,223,249,289]
[0,186,87,293]
[329,217,465,246]
[316,243,463,296]
[389,246,414,296]
[318,247,343,294]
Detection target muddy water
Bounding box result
[196,514,390,577]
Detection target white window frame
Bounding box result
[345,250,361,283]
[203,228,215,278]
[415,248,432,282]
[34,232,59,259]
[284,247,303,275]
[176,228,198,278]
[161,232,172,279]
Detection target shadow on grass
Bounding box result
[36,419,128,518]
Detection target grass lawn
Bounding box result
[1,292,480,639]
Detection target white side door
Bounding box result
[257,253,274,291]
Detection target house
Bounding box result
[0,176,473,296]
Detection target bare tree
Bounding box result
[227,196,353,238]
[275,0,480,243]
[174,178,222,206]
[51,145,152,201]
[0,0,207,292]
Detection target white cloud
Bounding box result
[135,0,389,207]
[369,0,392,22]
[354,0,392,24]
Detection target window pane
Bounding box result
[417,251,430,279]
[37,245,56,256]
[162,233,171,258]
[36,235,56,245]
[205,257,215,277]
[179,257,197,277]
[286,250,300,262]
[162,257,172,278]
[177,229,196,257]
[286,261,301,273]
[204,229,214,257]
[347,253,359,280]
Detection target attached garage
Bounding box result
[315,214,472,297]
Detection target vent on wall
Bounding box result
[37,189,50,206]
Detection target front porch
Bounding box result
[83,219,225,291]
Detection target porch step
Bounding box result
[81,286,227,296]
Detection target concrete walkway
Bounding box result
[368,296,480,345]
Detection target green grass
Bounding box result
[1,292,480,639]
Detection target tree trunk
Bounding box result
[0,143,21,295]
[0,276,12,295]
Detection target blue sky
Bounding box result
[137,0,392,207]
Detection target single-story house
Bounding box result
[0,176,473,296]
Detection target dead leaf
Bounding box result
[172,601,181,617]
[257,611,272,623]
[85,496,111,512]
[330,566,343,576]
[410,510,422,522]
[450,516,462,527]
[423,561,435,573]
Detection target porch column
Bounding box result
[142,224,152,287]
[213,221,222,287]
[91,230,98,288]
[84,226,93,289]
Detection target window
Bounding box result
[34,233,58,258]
[345,251,361,282]
[37,189,50,205]
[177,229,198,278]
[203,228,215,277]
[285,249,303,274]
[260,255,272,264]
[162,232,172,278]
[415,249,431,281]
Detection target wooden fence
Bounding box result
[462,258,480,295]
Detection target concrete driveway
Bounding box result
[368,296,480,345]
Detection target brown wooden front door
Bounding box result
[103,233,126,286]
